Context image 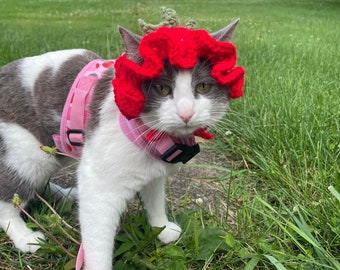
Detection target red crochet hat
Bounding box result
[112,27,245,120]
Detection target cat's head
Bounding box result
[113,19,244,138]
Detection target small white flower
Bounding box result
[225,130,232,136]
[195,198,203,205]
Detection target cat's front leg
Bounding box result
[0,200,45,253]
[78,194,120,270]
[78,165,136,270]
[140,178,182,244]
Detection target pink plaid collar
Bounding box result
[119,113,200,164]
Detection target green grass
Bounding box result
[1,0,339,269]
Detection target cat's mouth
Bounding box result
[167,124,202,138]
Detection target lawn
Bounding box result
[0,0,339,269]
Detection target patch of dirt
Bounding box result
[51,142,236,221]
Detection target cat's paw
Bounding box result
[157,222,182,244]
[14,231,45,253]
[63,187,78,201]
[47,183,78,201]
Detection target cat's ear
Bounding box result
[118,26,143,63]
[211,18,240,42]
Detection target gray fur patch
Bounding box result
[86,68,114,134]
[0,61,45,140]
[0,160,35,202]
[141,61,178,113]
[192,59,229,102]
[33,51,100,144]
[0,51,100,145]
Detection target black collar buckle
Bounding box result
[161,143,200,164]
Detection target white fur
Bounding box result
[0,122,60,187]
[20,49,87,93]
[174,71,195,122]
[78,93,181,269]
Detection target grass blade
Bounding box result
[244,256,261,270]
[328,185,340,202]
[263,254,287,270]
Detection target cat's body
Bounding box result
[0,20,242,269]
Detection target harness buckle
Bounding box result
[161,143,200,164]
[67,129,85,146]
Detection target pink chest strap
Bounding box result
[52,59,115,159]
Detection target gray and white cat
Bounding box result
[0,19,239,269]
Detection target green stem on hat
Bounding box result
[138,6,196,35]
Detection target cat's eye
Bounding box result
[155,84,172,96]
[195,82,212,94]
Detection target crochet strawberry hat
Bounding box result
[112,18,245,120]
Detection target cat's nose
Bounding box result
[178,111,193,124]
[176,98,194,124]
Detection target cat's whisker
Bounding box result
[127,121,166,145]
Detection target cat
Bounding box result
[0,19,242,269]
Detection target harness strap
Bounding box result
[76,243,84,270]
[52,59,115,159]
